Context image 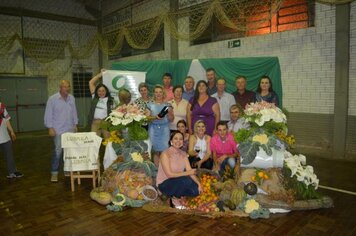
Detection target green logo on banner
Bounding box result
[112,75,126,90]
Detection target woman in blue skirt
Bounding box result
[146,85,174,166]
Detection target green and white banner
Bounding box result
[102,70,146,102]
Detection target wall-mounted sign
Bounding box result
[228,39,241,48]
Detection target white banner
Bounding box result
[102,70,146,103]
[62,132,102,172]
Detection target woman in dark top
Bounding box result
[187,80,220,136]
[255,75,279,106]
[88,69,114,138]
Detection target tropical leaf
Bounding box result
[240,142,260,165]
[261,144,272,156]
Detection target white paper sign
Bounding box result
[62,132,102,171]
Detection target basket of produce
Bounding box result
[141,185,158,201]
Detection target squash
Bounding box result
[112,193,126,206]
[230,188,246,206]
[90,189,112,205]
[219,190,231,201]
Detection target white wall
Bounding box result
[179,3,337,114]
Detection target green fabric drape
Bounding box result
[199,57,282,106]
[111,57,282,106]
[111,59,192,91]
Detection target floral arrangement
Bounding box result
[283,151,320,200]
[102,131,124,146]
[102,104,148,141]
[284,151,319,189]
[233,101,294,166]
[238,130,281,165]
[274,130,295,148]
[244,101,287,127]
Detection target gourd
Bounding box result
[230,188,246,206]
[90,189,112,205]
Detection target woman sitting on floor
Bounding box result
[156,131,202,206]
[187,120,213,170]
[210,121,240,174]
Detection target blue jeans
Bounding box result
[51,134,63,174]
[158,176,199,198]
[219,157,236,175]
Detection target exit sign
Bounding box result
[228,39,241,48]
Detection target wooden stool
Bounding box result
[70,161,101,192]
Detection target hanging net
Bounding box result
[0,0,354,66]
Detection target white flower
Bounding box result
[121,117,133,126]
[283,151,319,189]
[111,117,121,126]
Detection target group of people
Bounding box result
[41,67,280,206]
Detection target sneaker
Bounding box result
[51,174,58,182]
[7,171,24,178]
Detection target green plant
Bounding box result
[233,128,253,143]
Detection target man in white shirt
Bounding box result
[227,104,250,133]
[212,78,236,122]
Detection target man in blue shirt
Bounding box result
[44,80,78,182]
[182,76,195,101]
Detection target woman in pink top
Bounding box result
[156,131,202,200]
[210,121,239,174]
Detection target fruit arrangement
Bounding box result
[251,169,269,185]
[115,169,153,200]
[182,174,219,212]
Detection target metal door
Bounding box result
[0,77,47,132]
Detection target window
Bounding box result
[191,0,314,45]
[72,72,92,98]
